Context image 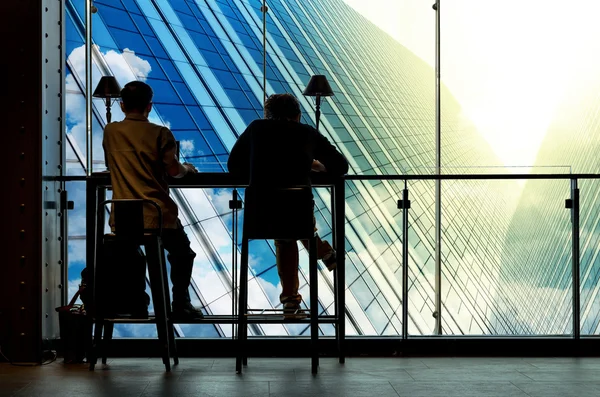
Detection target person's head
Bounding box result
[120,81,153,116]
[264,93,301,122]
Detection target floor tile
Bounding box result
[294,368,415,382]
[390,381,529,397]
[180,367,297,382]
[142,381,269,396]
[517,368,600,381]
[512,381,600,397]
[13,379,150,397]
[0,381,30,397]
[4,357,600,397]
[405,368,532,382]
[268,380,399,396]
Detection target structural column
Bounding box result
[1,0,65,362]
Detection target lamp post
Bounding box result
[302,75,334,132]
[85,0,93,175]
[93,76,122,124]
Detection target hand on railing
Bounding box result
[311,160,326,173]
[183,162,198,174]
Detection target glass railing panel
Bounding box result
[441,177,573,335]
[578,179,600,336]
[404,179,436,336]
[343,179,405,336]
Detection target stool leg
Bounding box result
[102,321,114,365]
[167,323,178,366]
[145,238,171,372]
[89,320,103,371]
[236,236,249,373]
[309,235,319,374]
[160,247,179,366]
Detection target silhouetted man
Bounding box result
[227,93,349,313]
[102,81,203,319]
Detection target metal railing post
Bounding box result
[433,0,443,336]
[229,188,241,341]
[335,177,346,363]
[398,181,411,339]
[571,179,581,339]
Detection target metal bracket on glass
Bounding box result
[229,195,243,210]
[397,199,411,209]
[565,199,573,209]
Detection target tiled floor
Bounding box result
[3,357,600,396]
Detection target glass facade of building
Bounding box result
[496,72,600,336]
[64,0,555,337]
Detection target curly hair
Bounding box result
[264,93,301,120]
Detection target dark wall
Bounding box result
[1,0,43,362]
[0,0,64,363]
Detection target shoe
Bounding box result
[283,302,307,317]
[172,301,204,320]
[322,250,337,272]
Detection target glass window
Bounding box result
[153,103,196,130]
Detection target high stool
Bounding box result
[88,199,178,371]
[236,186,320,374]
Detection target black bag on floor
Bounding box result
[82,239,150,318]
[55,288,92,363]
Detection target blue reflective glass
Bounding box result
[202,129,227,155]
[194,155,221,172]
[168,0,192,14]
[201,50,228,70]
[247,240,276,275]
[238,109,261,126]
[177,324,221,337]
[197,18,217,37]
[171,130,212,157]
[98,4,138,32]
[187,106,212,130]
[142,57,167,80]
[153,103,197,130]
[145,36,170,59]
[187,2,205,20]
[131,13,155,37]
[157,58,183,81]
[66,13,82,42]
[93,14,119,48]
[111,28,153,56]
[173,81,197,105]
[220,54,237,71]
[177,12,202,32]
[121,0,143,14]
[147,78,182,104]
[95,0,125,9]
[66,40,83,58]
[188,31,215,52]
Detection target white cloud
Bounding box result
[68,278,83,305]
[65,44,173,173]
[180,139,195,157]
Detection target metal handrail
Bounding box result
[80,172,599,340]
[59,172,600,183]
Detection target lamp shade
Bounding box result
[303,75,334,97]
[92,76,122,98]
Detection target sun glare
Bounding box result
[343,0,600,172]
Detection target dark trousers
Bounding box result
[162,223,196,304]
[274,215,333,304]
